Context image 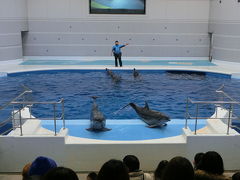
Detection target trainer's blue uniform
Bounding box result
[112,44,126,67]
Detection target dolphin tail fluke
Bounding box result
[91,96,100,100]
[147,123,167,128]
[86,128,94,131]
[86,127,111,132]
[147,124,159,128]
[102,128,111,131]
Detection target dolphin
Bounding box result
[133,68,139,78]
[127,102,170,128]
[106,68,113,76]
[105,68,121,82]
[86,96,111,131]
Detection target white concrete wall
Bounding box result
[0,0,28,61]
[27,0,209,20]
[209,0,240,62]
[24,0,210,57]
[1,128,240,172]
[3,0,240,60]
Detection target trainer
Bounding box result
[112,41,129,67]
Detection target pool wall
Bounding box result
[0,107,240,172]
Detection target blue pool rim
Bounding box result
[7,69,232,79]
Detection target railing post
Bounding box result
[185,98,189,129]
[194,104,199,135]
[29,105,32,119]
[12,105,15,130]
[62,99,65,129]
[215,104,218,118]
[19,109,23,136]
[227,104,232,135]
[53,104,57,136]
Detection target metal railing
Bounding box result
[185,85,240,135]
[0,86,65,136]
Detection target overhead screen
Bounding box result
[90,0,146,14]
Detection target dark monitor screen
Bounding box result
[90,0,146,14]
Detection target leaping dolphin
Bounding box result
[122,102,170,128]
[86,96,111,131]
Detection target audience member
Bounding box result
[44,167,78,180]
[87,172,97,180]
[232,172,240,180]
[154,160,168,180]
[161,156,194,180]
[20,151,233,180]
[195,151,230,180]
[28,156,57,180]
[197,151,224,175]
[97,159,129,180]
[22,163,31,180]
[193,152,204,170]
[123,155,152,180]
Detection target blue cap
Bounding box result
[28,156,57,176]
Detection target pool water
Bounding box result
[1,70,240,138]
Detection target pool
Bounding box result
[1,70,240,139]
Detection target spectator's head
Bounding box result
[161,156,194,180]
[22,163,31,180]
[44,167,78,180]
[115,41,119,45]
[97,159,129,180]
[198,151,224,175]
[232,172,240,180]
[194,152,204,170]
[154,160,168,180]
[28,156,57,176]
[87,172,97,180]
[123,155,140,172]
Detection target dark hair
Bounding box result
[198,151,224,175]
[154,160,168,180]
[232,172,240,180]
[97,159,129,180]
[194,153,205,170]
[123,155,140,172]
[161,156,194,180]
[44,167,79,180]
[87,172,97,180]
[115,41,119,43]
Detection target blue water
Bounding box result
[1,70,240,139]
[20,60,216,66]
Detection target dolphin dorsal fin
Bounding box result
[144,101,150,110]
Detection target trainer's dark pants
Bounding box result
[114,53,122,67]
